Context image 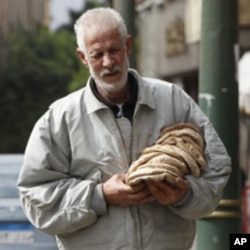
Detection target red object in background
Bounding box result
[242,185,250,233]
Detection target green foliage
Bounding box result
[0,0,114,153]
[0,26,88,152]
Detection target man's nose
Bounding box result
[102,53,114,68]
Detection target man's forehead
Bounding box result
[85,29,123,50]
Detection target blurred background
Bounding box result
[0,0,250,249]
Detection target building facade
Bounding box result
[0,0,50,33]
[113,0,250,102]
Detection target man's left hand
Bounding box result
[146,177,189,205]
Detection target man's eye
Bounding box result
[91,53,102,59]
[110,49,119,54]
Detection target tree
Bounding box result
[0,26,88,152]
[0,0,114,153]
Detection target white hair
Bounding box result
[74,7,128,52]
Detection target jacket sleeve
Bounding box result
[168,86,232,219]
[17,107,107,235]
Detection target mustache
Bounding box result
[100,66,122,77]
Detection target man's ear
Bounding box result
[125,35,133,56]
[77,49,89,68]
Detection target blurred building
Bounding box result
[0,0,50,33]
[113,0,250,102]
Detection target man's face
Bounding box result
[78,28,132,95]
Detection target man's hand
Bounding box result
[146,177,190,205]
[102,174,155,206]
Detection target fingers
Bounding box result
[127,189,155,204]
[102,174,154,206]
[147,181,169,204]
[125,181,156,204]
[146,178,189,205]
[175,177,189,189]
[103,174,189,206]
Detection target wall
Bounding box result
[0,0,50,33]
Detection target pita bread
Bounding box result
[142,146,187,171]
[157,128,205,149]
[127,172,177,186]
[126,167,179,185]
[128,151,161,174]
[126,123,207,186]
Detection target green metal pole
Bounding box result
[119,0,137,68]
[197,0,241,249]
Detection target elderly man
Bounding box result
[18,7,231,250]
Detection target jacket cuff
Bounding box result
[89,183,107,215]
[171,188,192,207]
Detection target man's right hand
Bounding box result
[102,174,155,206]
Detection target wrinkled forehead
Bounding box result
[84,27,124,49]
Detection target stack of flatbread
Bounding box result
[126,123,207,186]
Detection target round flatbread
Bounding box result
[126,123,207,186]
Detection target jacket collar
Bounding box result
[85,69,155,115]
[130,69,155,110]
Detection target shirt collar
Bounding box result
[89,73,138,109]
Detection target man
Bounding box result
[17,7,231,250]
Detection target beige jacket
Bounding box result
[17,69,231,250]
